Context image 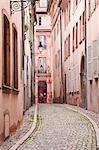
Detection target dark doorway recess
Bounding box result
[38,81,47,103]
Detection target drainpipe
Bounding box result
[84,0,87,109]
[59,7,64,103]
[31,25,35,106]
[31,7,37,105]
[21,0,25,113]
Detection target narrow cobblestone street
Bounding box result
[18,104,96,150]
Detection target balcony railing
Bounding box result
[37,70,47,74]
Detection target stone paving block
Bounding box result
[17,104,97,150]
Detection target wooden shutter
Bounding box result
[93,40,99,78]
[76,65,79,91]
[66,72,69,94]
[88,46,93,80]
[71,68,73,92]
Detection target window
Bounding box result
[90,0,96,13]
[38,35,46,49]
[58,50,60,67]
[79,12,85,43]
[57,22,59,35]
[66,38,68,58]
[39,57,46,73]
[68,34,70,56]
[69,0,71,22]
[40,0,47,7]
[38,16,47,26]
[3,15,10,86]
[64,9,66,28]
[72,27,75,51]
[82,12,85,40]
[54,29,56,41]
[55,54,57,69]
[64,40,66,60]
[13,26,18,89]
[76,0,78,6]
[88,0,96,18]
[76,22,78,48]
[65,1,71,25]
[79,16,81,42]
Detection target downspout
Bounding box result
[21,0,25,112]
[59,7,64,103]
[31,25,35,106]
[84,0,87,109]
[31,5,37,105]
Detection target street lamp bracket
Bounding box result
[10,0,35,15]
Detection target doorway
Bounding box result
[80,56,85,107]
[38,81,47,103]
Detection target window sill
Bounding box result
[2,85,19,95]
[12,88,19,95]
[2,85,12,94]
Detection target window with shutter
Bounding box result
[3,15,10,86]
[76,65,79,91]
[38,57,46,73]
[69,71,71,93]
[88,46,93,80]
[72,67,75,92]
[66,72,69,94]
[38,35,46,49]
[40,0,47,8]
[90,0,96,13]
[74,67,76,92]
[72,27,75,51]
[71,68,73,92]
[79,16,81,43]
[93,40,99,78]
[13,27,18,89]
[42,17,47,26]
[76,22,78,49]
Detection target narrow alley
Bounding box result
[0,0,99,149]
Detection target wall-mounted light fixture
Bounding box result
[10,0,35,15]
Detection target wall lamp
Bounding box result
[10,0,35,15]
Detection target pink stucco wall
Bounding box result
[0,0,24,144]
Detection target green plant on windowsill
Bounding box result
[29,40,32,51]
[24,24,29,32]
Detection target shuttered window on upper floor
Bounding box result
[3,15,10,86]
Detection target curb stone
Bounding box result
[66,106,99,149]
[9,104,38,150]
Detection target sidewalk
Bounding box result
[65,104,99,127]
[0,106,35,150]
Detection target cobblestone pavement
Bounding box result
[65,104,99,128]
[0,106,35,150]
[18,104,97,150]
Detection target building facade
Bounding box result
[35,0,52,104]
[87,0,99,113]
[0,0,24,144]
[59,0,86,107]
[48,0,99,113]
[47,0,64,103]
[24,3,36,110]
[0,0,36,144]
